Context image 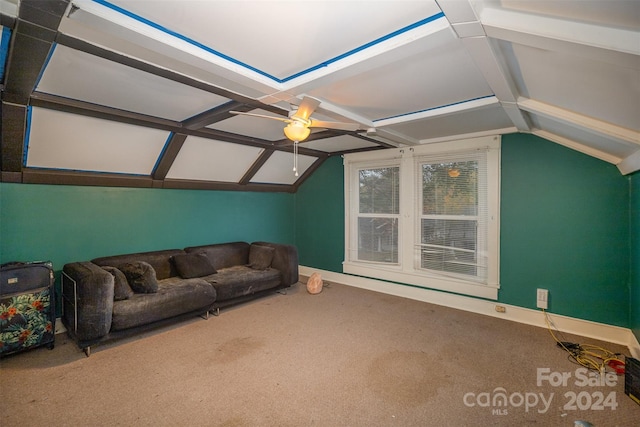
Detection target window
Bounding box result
[344,136,500,300]
[357,166,399,264]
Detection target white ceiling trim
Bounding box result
[436,1,531,133]
[418,127,515,145]
[66,1,282,93]
[618,150,640,176]
[364,128,420,147]
[366,127,420,146]
[479,6,640,67]
[499,101,531,132]
[374,96,498,127]
[480,6,640,55]
[519,98,640,148]
[68,0,451,99]
[460,36,517,103]
[0,0,17,17]
[533,129,621,166]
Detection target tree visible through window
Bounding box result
[420,159,483,278]
[344,136,499,299]
[357,166,399,263]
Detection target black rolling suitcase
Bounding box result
[0,261,55,357]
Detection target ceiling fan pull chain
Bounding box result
[293,142,299,176]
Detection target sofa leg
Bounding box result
[83,346,91,357]
[276,288,287,295]
[200,311,209,320]
[212,307,220,316]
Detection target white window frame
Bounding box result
[344,136,501,300]
[348,159,402,267]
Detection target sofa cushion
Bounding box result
[102,266,134,301]
[248,244,275,270]
[172,252,217,279]
[120,261,158,294]
[184,242,250,270]
[93,249,185,280]
[111,277,217,331]
[203,265,281,301]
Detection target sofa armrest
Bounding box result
[252,242,299,286]
[62,262,114,342]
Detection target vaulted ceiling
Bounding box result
[1,0,638,192]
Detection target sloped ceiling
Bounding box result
[1,0,638,193]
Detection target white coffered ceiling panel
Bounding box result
[166,136,264,182]
[251,152,317,186]
[26,108,169,174]
[300,135,380,153]
[207,109,288,142]
[498,41,640,131]
[383,102,515,141]
[101,0,442,81]
[37,44,230,121]
[306,29,493,122]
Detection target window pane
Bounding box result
[359,167,399,214]
[358,217,398,263]
[422,161,477,215]
[421,219,477,276]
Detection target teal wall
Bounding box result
[295,133,632,327]
[0,184,295,301]
[630,172,640,341]
[294,156,345,271]
[0,133,635,330]
[500,134,629,326]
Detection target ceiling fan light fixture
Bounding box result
[284,121,311,142]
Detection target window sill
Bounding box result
[342,261,499,300]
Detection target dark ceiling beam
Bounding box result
[1,0,68,178]
[0,14,16,29]
[162,178,295,193]
[0,103,27,175]
[152,133,188,180]
[183,101,254,131]
[22,168,155,188]
[3,0,68,104]
[30,92,181,131]
[239,149,275,185]
[29,92,325,157]
[18,0,69,29]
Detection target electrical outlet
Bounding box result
[537,288,549,309]
[495,305,506,313]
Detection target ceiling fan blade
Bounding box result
[309,119,360,131]
[229,111,290,123]
[292,96,321,121]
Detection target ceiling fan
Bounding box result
[230,96,361,143]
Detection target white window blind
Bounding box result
[416,150,488,282]
[344,136,500,300]
[351,165,400,264]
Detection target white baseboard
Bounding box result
[300,266,640,359]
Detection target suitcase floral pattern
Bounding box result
[0,288,54,354]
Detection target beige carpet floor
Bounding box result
[1,281,638,426]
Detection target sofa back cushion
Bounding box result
[184,242,250,270]
[172,252,217,278]
[93,249,185,280]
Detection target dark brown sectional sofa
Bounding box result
[61,241,298,356]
